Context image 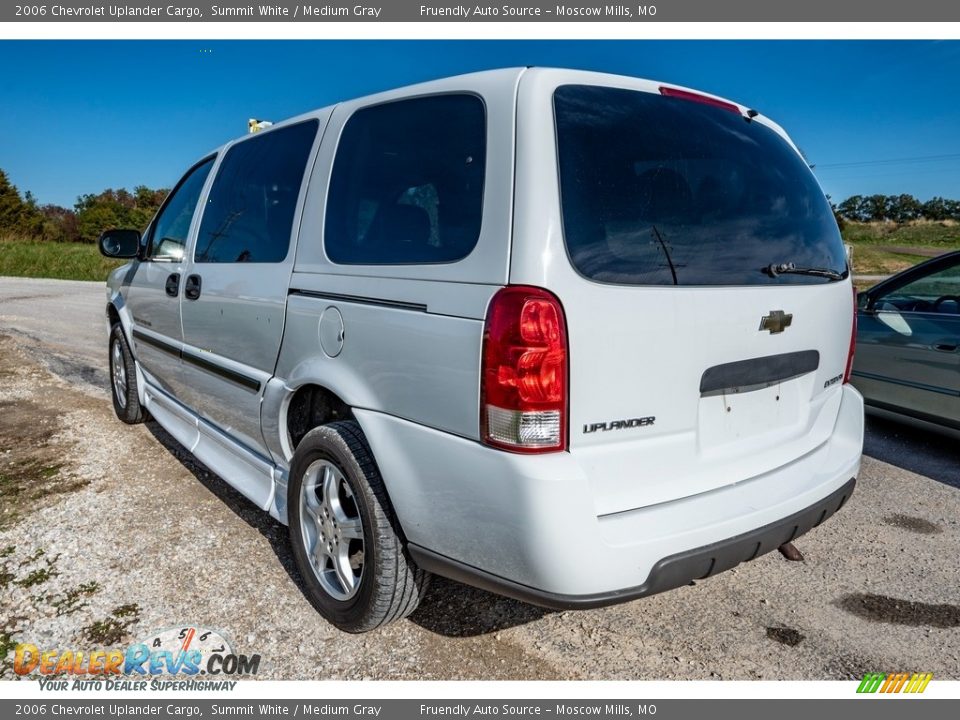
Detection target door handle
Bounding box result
[933,342,958,352]
[184,274,202,301]
[165,273,180,297]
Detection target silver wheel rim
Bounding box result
[111,338,127,409]
[299,459,364,601]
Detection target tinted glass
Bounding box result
[195,120,318,263]
[554,85,848,286]
[325,94,486,265]
[147,158,214,261]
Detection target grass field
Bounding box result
[843,220,959,283]
[1,221,959,283]
[0,237,125,282]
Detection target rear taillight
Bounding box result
[843,285,858,384]
[481,286,568,453]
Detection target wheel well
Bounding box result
[286,385,353,450]
[107,303,121,327]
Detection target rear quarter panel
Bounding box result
[270,69,524,460]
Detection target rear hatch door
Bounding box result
[549,83,853,516]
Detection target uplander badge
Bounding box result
[583,417,655,434]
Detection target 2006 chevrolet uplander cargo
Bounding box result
[99,68,864,632]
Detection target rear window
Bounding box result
[554,85,848,286]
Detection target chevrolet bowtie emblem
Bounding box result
[760,310,793,334]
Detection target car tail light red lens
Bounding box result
[844,285,858,384]
[659,86,741,114]
[481,286,568,452]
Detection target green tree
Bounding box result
[37,204,80,242]
[0,169,85,242]
[837,195,867,222]
[922,196,949,221]
[946,199,960,221]
[864,194,890,222]
[888,194,922,224]
[74,186,167,243]
[0,169,26,233]
[837,194,960,223]
[17,189,46,237]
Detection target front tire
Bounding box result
[109,323,144,424]
[288,421,429,632]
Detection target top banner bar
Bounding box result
[5,1,960,22]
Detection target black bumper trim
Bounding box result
[408,477,856,611]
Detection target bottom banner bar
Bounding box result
[0,699,954,720]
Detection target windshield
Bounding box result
[554,85,848,286]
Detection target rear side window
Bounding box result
[554,85,848,286]
[325,94,486,265]
[195,119,318,263]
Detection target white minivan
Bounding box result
[100,68,864,632]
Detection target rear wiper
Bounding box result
[651,225,679,285]
[764,262,845,281]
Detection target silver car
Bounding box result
[852,250,960,433]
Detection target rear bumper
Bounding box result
[409,477,855,609]
[355,383,864,600]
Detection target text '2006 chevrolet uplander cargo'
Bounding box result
[99,68,864,632]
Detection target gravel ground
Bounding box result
[0,276,958,680]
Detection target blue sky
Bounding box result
[1,40,959,208]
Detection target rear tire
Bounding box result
[288,421,430,632]
[109,323,144,424]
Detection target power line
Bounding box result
[816,153,960,170]
[817,166,960,181]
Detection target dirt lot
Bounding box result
[1,277,958,680]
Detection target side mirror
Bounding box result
[857,290,875,313]
[98,229,141,259]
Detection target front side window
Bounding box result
[146,157,214,261]
[554,85,848,286]
[195,120,318,263]
[875,260,960,315]
[325,94,486,265]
